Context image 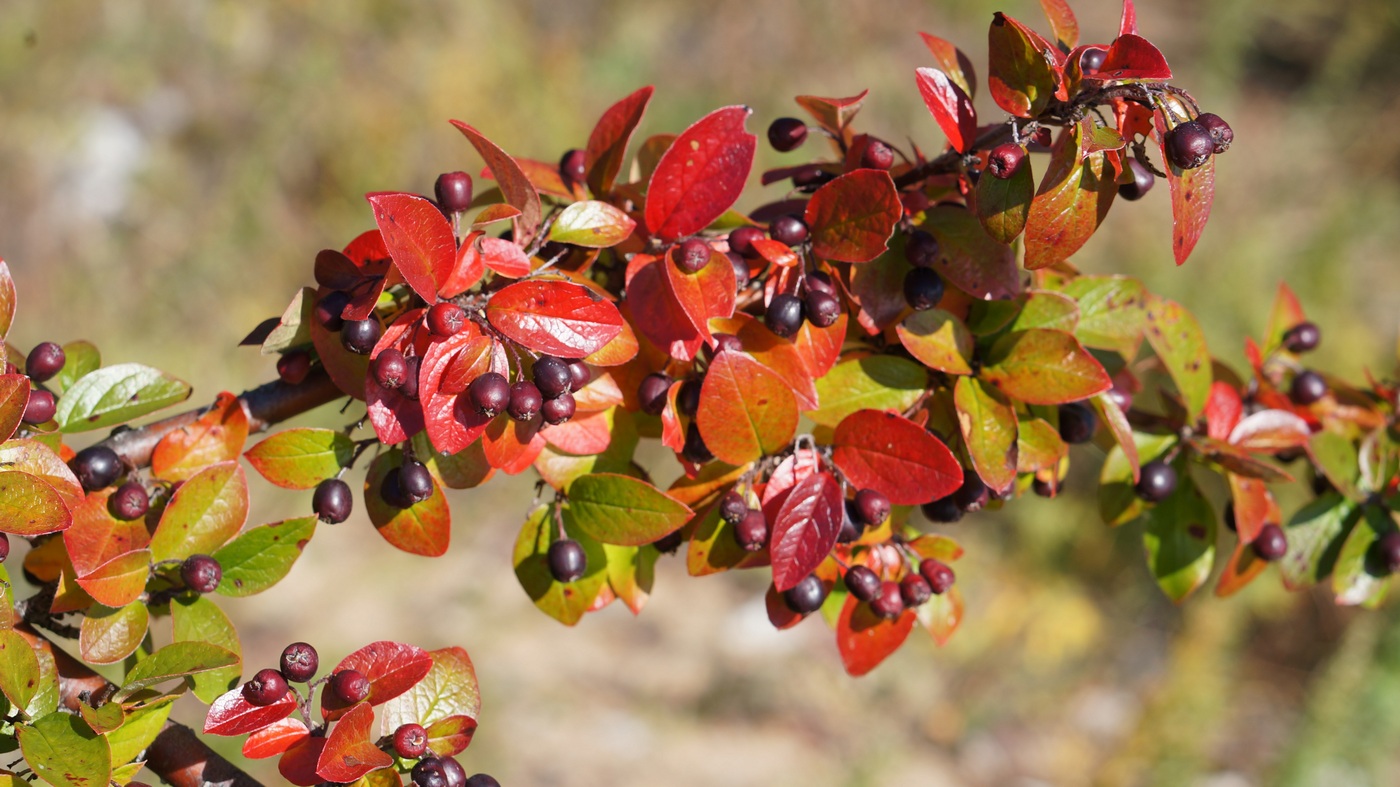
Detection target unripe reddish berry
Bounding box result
[675,238,711,273]
[986,143,1027,179]
[861,139,895,170]
[900,574,933,608]
[919,558,956,594]
[728,227,765,258]
[427,302,466,338]
[1165,121,1214,170]
[331,668,371,704]
[1252,524,1288,562]
[242,668,289,707]
[372,348,409,390]
[851,489,890,527]
[22,389,55,425]
[393,722,429,759]
[734,509,768,552]
[277,350,312,385]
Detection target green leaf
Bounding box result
[565,474,692,547]
[512,505,608,626]
[260,287,315,356]
[809,356,927,428]
[0,471,71,536]
[53,363,191,433]
[533,408,640,492]
[975,149,1033,243]
[954,377,1018,493]
[548,200,637,248]
[1014,416,1066,473]
[981,329,1111,405]
[212,515,317,597]
[1279,493,1358,590]
[17,714,111,787]
[171,594,242,703]
[1332,506,1394,607]
[47,341,101,396]
[150,461,248,562]
[603,542,658,615]
[0,630,42,714]
[1057,275,1146,358]
[1099,433,1176,526]
[105,700,173,767]
[0,261,13,343]
[1143,294,1211,421]
[244,428,356,490]
[987,12,1060,118]
[1310,430,1360,500]
[1140,473,1216,602]
[1006,291,1080,334]
[116,641,239,701]
[381,646,481,735]
[78,603,149,665]
[896,309,973,375]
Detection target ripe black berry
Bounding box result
[852,489,890,527]
[1283,322,1321,354]
[25,342,65,383]
[277,350,312,385]
[313,478,353,524]
[70,446,123,492]
[532,356,573,399]
[568,361,591,392]
[782,574,827,614]
[1080,47,1107,73]
[1032,477,1057,498]
[638,373,672,416]
[380,467,411,509]
[870,581,904,620]
[468,372,510,417]
[440,758,467,787]
[953,469,989,512]
[108,481,149,521]
[1135,460,1178,503]
[734,510,769,552]
[548,538,587,583]
[903,267,945,311]
[769,215,809,246]
[279,641,319,682]
[677,378,702,417]
[900,574,933,608]
[435,171,474,214]
[22,389,55,425]
[372,349,408,390]
[804,290,842,328]
[1377,532,1400,575]
[682,422,713,464]
[400,356,421,400]
[427,302,466,338]
[1058,402,1098,445]
[1252,523,1288,562]
[540,392,575,425]
[315,290,352,332]
[1165,121,1214,170]
[719,491,748,525]
[559,148,587,187]
[767,117,808,152]
[838,508,863,543]
[653,530,684,554]
[331,668,371,704]
[904,230,940,268]
[1196,113,1233,154]
[919,558,955,594]
[845,565,882,602]
[728,227,765,258]
[340,318,381,355]
[861,139,895,170]
[1290,370,1328,405]
[728,253,751,290]
[412,758,447,787]
[765,293,805,338]
[393,723,429,759]
[181,554,222,594]
[791,165,835,191]
[242,668,289,707]
[1118,157,1155,201]
[399,461,434,505]
[921,495,964,524]
[675,238,712,273]
[508,381,543,421]
[464,775,501,787]
[986,143,1026,179]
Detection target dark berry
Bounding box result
[986,143,1027,179]
[805,270,836,296]
[769,215,809,246]
[919,558,956,594]
[70,446,122,492]
[25,342,65,383]
[399,461,435,504]
[921,495,964,523]
[719,491,748,525]
[1223,502,1237,532]
[315,290,352,331]
[508,380,543,421]
[638,373,672,416]
[1164,121,1214,170]
[1032,477,1057,498]
[108,481,149,521]
[1196,113,1233,154]
[0,534,8,564]
[1290,370,1328,405]
[734,510,769,552]
[242,668,289,707]
[804,290,842,328]
[313,478,352,524]
[727,252,751,290]
[1377,532,1400,574]
[400,356,422,400]
[675,238,712,273]
[838,506,864,543]
[861,139,895,170]
[548,538,587,583]
[728,227,765,258]
[279,642,319,683]
[568,360,591,392]
[677,378,702,417]
[393,722,429,759]
[904,230,940,268]
[440,758,467,787]
[782,574,827,614]
[181,554,222,594]
[427,302,466,338]
[1135,460,1178,503]
[559,148,587,186]
[653,530,684,554]
[1252,523,1288,562]
[532,356,573,399]
[682,422,713,464]
[1107,384,1134,412]
[767,117,808,152]
[540,392,575,425]
[844,565,882,603]
[1058,402,1098,445]
[435,171,474,213]
[468,372,510,417]
[903,267,945,311]
[900,574,933,608]
[22,389,55,425]
[372,348,408,390]
[380,467,411,509]
[791,165,835,190]
[1118,157,1155,201]
[1080,47,1107,73]
[1283,322,1321,354]
[852,489,890,527]
[331,668,371,704]
[412,758,448,787]
[953,469,989,512]
[765,293,805,338]
[870,581,905,620]
[464,775,501,787]
[277,350,312,385]
[340,318,381,355]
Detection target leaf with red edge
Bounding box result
[150,461,248,562]
[421,331,502,456]
[1091,392,1140,483]
[925,204,1020,300]
[1094,34,1171,82]
[365,314,429,447]
[795,312,844,380]
[1204,381,1243,441]
[476,237,531,278]
[151,391,250,481]
[748,238,799,268]
[566,473,693,547]
[586,86,654,196]
[64,491,150,579]
[364,452,450,557]
[981,329,1111,405]
[975,146,1034,243]
[644,106,756,241]
[1215,538,1268,597]
[279,736,328,787]
[987,12,1062,118]
[794,91,869,144]
[1024,121,1117,270]
[1143,293,1211,421]
[470,204,519,228]
[728,316,818,410]
[366,192,455,302]
[244,428,356,490]
[918,585,964,646]
[0,471,71,536]
[74,551,149,608]
[918,34,977,98]
[769,471,843,592]
[832,410,962,506]
[0,439,83,507]
[0,375,29,443]
[1228,472,1281,544]
[316,702,392,783]
[1038,0,1080,51]
[955,376,1019,493]
[1153,111,1215,265]
[664,245,736,343]
[321,641,434,723]
[0,260,14,342]
[1264,282,1306,354]
[549,200,636,248]
[1120,0,1139,35]
[760,449,822,523]
[805,170,902,263]
[696,351,798,466]
[1229,410,1311,454]
[204,685,297,736]
[451,121,543,245]
[487,279,624,359]
[837,595,917,676]
[542,409,613,455]
[513,157,573,198]
[625,256,706,361]
[898,309,974,375]
[381,646,480,738]
[914,68,977,155]
[482,415,547,475]
[1016,417,1067,473]
[243,717,308,760]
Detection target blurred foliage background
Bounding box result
[3,0,1400,784]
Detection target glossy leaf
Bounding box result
[1143,294,1211,421]
[53,363,191,432]
[17,713,111,787]
[981,329,1111,405]
[804,169,901,263]
[987,12,1061,118]
[204,685,298,736]
[696,351,798,466]
[1016,416,1067,473]
[836,595,917,677]
[47,340,101,395]
[317,701,392,783]
[1141,473,1216,602]
[665,246,736,344]
[1091,392,1140,482]
[477,236,531,278]
[809,356,926,428]
[566,473,692,547]
[244,717,309,760]
[213,515,317,597]
[150,461,248,562]
[0,471,71,536]
[0,376,27,442]
[1279,494,1357,590]
[918,34,976,98]
[0,629,43,713]
[955,376,1019,493]
[382,646,481,734]
[365,452,450,557]
[244,428,356,490]
[258,288,314,356]
[1024,121,1117,270]
[549,200,636,248]
[451,121,543,244]
[513,505,608,626]
[420,330,501,456]
[586,86,654,196]
[1229,409,1311,453]
[0,261,13,341]
[151,390,250,481]
[645,106,756,241]
[1154,111,1215,265]
[625,255,706,361]
[0,439,82,506]
[366,192,455,302]
[924,204,1020,300]
[769,472,843,592]
[487,278,625,358]
[171,593,242,704]
[107,700,174,767]
[78,603,149,665]
[321,641,434,722]
[976,147,1034,243]
[731,316,819,409]
[73,551,149,609]
[1038,0,1079,50]
[832,409,962,505]
[1096,34,1172,81]
[279,736,329,786]
[117,641,239,700]
[915,67,977,154]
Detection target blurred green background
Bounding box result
[3,0,1400,784]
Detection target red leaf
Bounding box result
[542,409,612,455]
[987,12,1063,118]
[918,34,977,98]
[836,595,917,677]
[1228,410,1311,453]
[0,375,28,443]
[204,686,297,736]
[487,279,624,358]
[1227,472,1281,544]
[794,91,869,144]
[925,205,1020,300]
[1038,0,1080,51]
[278,736,328,787]
[364,452,451,558]
[1154,111,1215,265]
[748,238,799,269]
[366,312,428,446]
[760,448,822,525]
[1120,0,1139,36]
[765,583,807,631]
[316,702,392,783]
[366,192,456,303]
[482,415,547,474]
[729,316,818,410]
[1024,121,1117,270]
[832,410,962,505]
[450,121,544,245]
[64,491,150,579]
[243,717,308,760]
[795,313,844,380]
[644,106,756,241]
[768,471,843,592]
[586,86,654,196]
[914,68,977,154]
[478,237,531,278]
[696,352,799,467]
[322,641,434,721]
[805,169,902,263]
[310,290,371,401]
[664,244,736,343]
[420,330,502,456]
[625,256,706,361]
[1204,381,1243,441]
[151,391,250,481]
[1095,34,1171,82]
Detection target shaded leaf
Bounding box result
[1140,473,1216,602]
[769,472,843,592]
[1143,294,1211,420]
[1333,506,1394,606]
[805,169,902,263]
[925,204,1020,300]
[585,86,654,196]
[1280,493,1358,590]
[364,451,450,557]
[513,505,608,626]
[976,147,1034,243]
[836,595,916,677]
